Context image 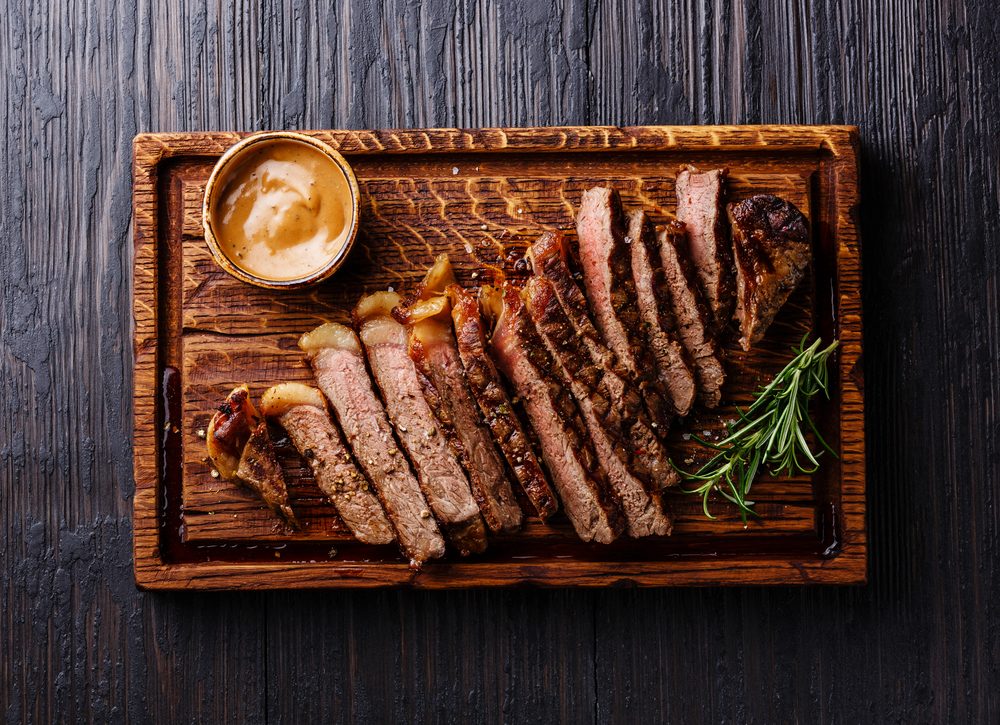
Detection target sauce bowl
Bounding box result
[202,131,361,290]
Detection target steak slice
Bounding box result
[527,232,630,384]
[207,384,298,527]
[522,277,672,537]
[261,383,396,545]
[237,422,299,528]
[626,209,697,417]
[675,165,734,333]
[448,283,559,521]
[657,222,726,408]
[396,258,523,533]
[489,283,624,543]
[299,322,445,565]
[575,187,673,430]
[527,231,678,490]
[727,194,812,350]
[355,291,487,556]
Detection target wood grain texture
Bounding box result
[2,0,998,722]
[132,126,861,586]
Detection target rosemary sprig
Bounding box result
[678,337,840,523]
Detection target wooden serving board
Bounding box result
[132,125,865,589]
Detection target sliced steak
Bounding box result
[261,383,396,545]
[527,231,678,490]
[397,265,523,533]
[657,222,726,408]
[489,284,624,543]
[355,291,487,556]
[626,209,697,417]
[237,422,299,528]
[448,283,559,521]
[299,322,445,565]
[575,187,673,430]
[675,165,734,333]
[727,194,812,350]
[522,277,672,537]
[527,231,630,384]
[207,384,298,527]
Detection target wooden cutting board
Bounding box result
[132,125,865,589]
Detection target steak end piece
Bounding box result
[206,384,258,481]
[675,165,734,334]
[727,194,812,350]
[207,384,298,528]
[300,322,446,565]
[236,421,299,528]
[261,382,396,546]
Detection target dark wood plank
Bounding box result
[264,590,594,724]
[0,2,269,723]
[2,0,999,723]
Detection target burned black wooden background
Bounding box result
[2,0,998,722]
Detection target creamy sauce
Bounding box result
[211,138,354,281]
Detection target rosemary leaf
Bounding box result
[676,337,839,521]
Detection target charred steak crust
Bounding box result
[727,194,812,350]
[407,316,523,533]
[527,231,678,490]
[522,277,673,537]
[490,284,624,544]
[300,323,445,565]
[355,293,488,556]
[575,187,673,431]
[657,222,727,409]
[448,284,559,521]
[675,165,734,334]
[626,209,698,417]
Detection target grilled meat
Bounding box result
[527,231,678,490]
[489,283,624,544]
[522,277,673,537]
[657,222,726,408]
[397,256,523,533]
[299,322,445,565]
[355,291,487,556]
[205,384,257,481]
[261,382,395,545]
[207,384,298,527]
[575,187,673,430]
[626,209,697,417]
[448,283,559,521]
[675,166,733,333]
[728,194,812,350]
